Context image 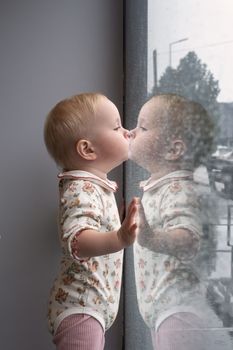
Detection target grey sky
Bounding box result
[148,0,233,102]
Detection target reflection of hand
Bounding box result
[137,201,154,248]
[117,197,139,248]
[137,202,200,258]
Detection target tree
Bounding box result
[152,52,220,282]
[152,51,220,121]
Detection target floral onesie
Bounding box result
[47,170,123,335]
[134,170,219,330]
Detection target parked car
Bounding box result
[207,145,233,199]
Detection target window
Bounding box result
[124,1,233,348]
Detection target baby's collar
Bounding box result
[140,170,193,192]
[58,170,118,192]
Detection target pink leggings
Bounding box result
[53,314,105,350]
[152,312,211,350]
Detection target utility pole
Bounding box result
[153,49,157,88]
[169,37,188,67]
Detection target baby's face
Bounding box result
[90,97,130,172]
[129,99,168,172]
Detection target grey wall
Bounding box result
[0,1,123,349]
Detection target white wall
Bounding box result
[0,1,123,349]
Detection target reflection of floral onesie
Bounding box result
[134,170,218,330]
[47,170,123,336]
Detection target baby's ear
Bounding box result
[164,139,186,161]
[76,139,97,160]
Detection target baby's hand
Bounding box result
[117,197,139,248]
[137,201,154,248]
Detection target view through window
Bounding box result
[124,1,233,349]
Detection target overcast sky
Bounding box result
[148,0,233,102]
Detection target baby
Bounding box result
[130,94,232,350]
[44,92,138,350]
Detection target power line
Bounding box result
[157,39,233,56]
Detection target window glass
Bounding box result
[124,1,233,348]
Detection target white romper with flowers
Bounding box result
[47,171,123,335]
[134,170,222,330]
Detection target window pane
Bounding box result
[124,0,233,348]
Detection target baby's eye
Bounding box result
[139,126,147,131]
[114,126,121,131]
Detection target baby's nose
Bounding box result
[129,129,136,139]
[123,129,130,139]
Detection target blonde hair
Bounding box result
[44,92,105,169]
[150,94,214,167]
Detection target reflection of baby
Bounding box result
[130,94,232,350]
[44,93,138,350]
